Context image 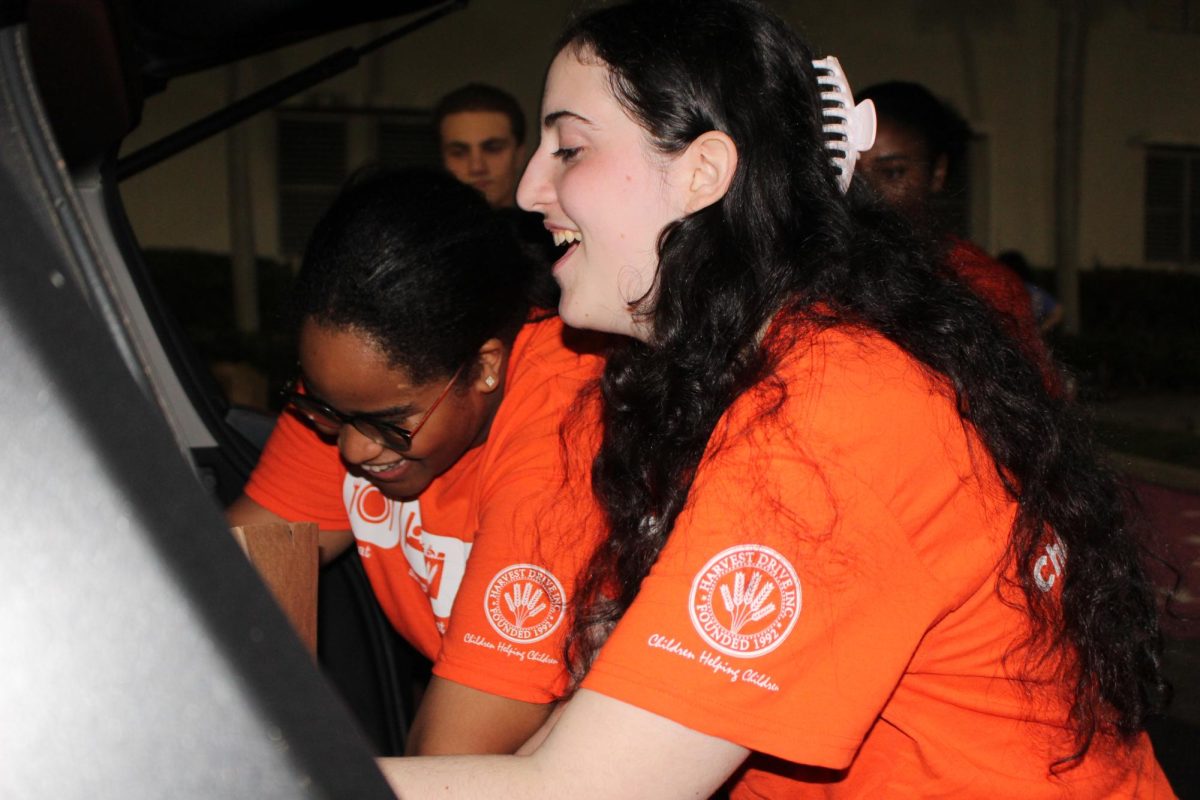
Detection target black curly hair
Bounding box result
[289,166,556,384]
[558,0,1166,766]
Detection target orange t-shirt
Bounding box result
[946,238,1045,351]
[945,238,1034,330]
[581,325,1172,797]
[244,316,603,703]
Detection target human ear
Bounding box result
[682,131,738,213]
[930,153,949,194]
[473,338,506,393]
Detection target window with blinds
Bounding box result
[377,119,440,169]
[276,111,440,258]
[1144,147,1200,265]
[276,117,347,258]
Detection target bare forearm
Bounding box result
[378,690,748,800]
[379,754,548,798]
[515,702,564,755]
[404,678,554,756]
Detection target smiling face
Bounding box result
[439,110,525,208]
[297,320,498,500]
[516,49,692,340]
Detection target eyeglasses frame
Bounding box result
[282,364,465,453]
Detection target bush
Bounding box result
[1040,268,1200,396]
[143,251,1199,402]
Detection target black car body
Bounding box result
[0,1,464,795]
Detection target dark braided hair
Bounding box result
[561,0,1166,764]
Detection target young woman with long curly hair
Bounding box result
[379,1,1171,796]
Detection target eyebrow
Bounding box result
[542,109,594,129]
[445,136,513,148]
[301,380,419,419]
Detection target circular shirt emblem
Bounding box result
[484,564,565,644]
[354,483,392,525]
[689,544,801,658]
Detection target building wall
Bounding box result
[1083,2,1200,268]
[117,0,1200,270]
[119,2,577,261]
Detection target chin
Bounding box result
[562,307,637,339]
[557,301,584,330]
[373,474,432,503]
[555,297,600,333]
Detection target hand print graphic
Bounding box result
[503,581,549,629]
[690,545,801,658]
[720,570,778,635]
[485,564,565,644]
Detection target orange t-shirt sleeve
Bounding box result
[580,338,989,769]
[582,442,943,767]
[945,239,1047,364]
[433,323,601,703]
[242,410,350,531]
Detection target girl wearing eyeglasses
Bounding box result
[228,167,603,757]
[377,1,1171,797]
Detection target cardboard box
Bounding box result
[230,521,319,655]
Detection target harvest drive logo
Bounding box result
[689,544,801,658]
[484,564,565,644]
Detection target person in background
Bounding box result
[434,83,527,209]
[378,0,1171,796]
[434,83,556,264]
[227,167,602,757]
[856,80,1045,358]
[998,248,1066,335]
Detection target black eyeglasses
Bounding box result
[282,366,463,453]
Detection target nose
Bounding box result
[338,424,387,467]
[516,145,553,213]
[467,146,487,175]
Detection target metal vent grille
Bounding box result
[377,120,440,169]
[277,117,347,257]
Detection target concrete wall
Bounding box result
[1082,2,1200,268]
[117,0,1200,270]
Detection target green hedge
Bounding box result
[1042,268,1200,395]
[143,249,1198,401]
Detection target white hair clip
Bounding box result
[813,56,877,192]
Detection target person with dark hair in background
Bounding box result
[227,168,602,756]
[379,1,1170,797]
[434,83,556,266]
[856,80,1046,359]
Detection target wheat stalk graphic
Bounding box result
[719,571,776,634]
[503,582,547,628]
